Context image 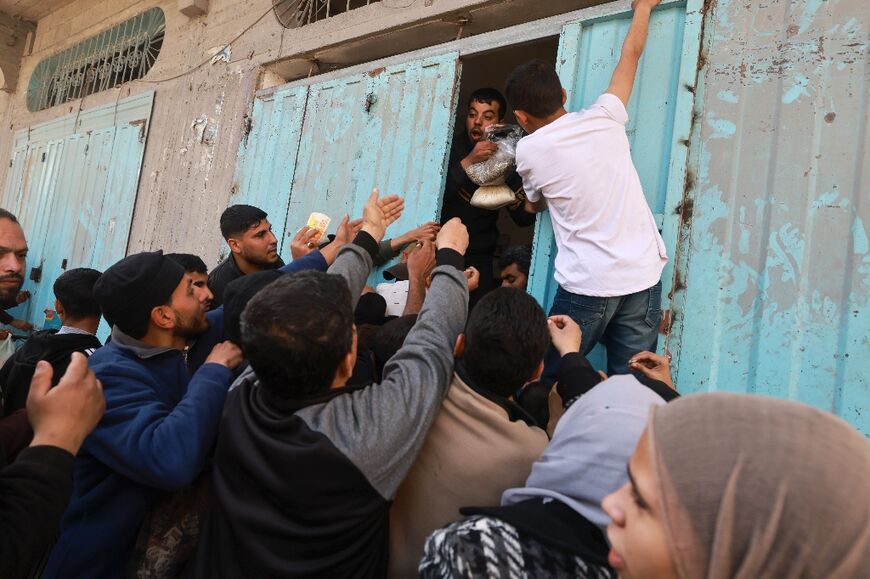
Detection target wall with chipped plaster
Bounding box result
[670,0,869,432]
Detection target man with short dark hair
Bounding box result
[441,88,535,306]
[209,204,340,307]
[0,209,32,332]
[506,0,666,378]
[43,251,243,579]
[0,268,103,418]
[191,192,469,578]
[167,253,213,310]
[498,244,532,290]
[389,287,551,578]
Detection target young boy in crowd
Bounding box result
[497,244,532,291]
[0,268,103,417]
[506,0,666,377]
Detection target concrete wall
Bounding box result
[0,0,591,265]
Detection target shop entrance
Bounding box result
[446,38,560,291]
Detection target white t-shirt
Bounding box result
[516,93,667,297]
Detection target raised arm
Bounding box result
[300,219,469,500]
[606,0,660,107]
[327,189,404,310]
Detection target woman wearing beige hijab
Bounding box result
[603,393,870,579]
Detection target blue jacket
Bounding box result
[42,326,233,578]
[43,251,328,578]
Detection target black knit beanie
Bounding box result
[94,251,185,335]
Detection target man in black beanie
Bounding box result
[43,250,243,579]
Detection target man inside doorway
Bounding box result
[441,89,535,306]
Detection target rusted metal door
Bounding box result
[286,52,461,274]
[233,53,461,281]
[230,85,309,243]
[0,92,154,332]
[669,0,868,433]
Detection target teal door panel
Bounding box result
[352,53,462,284]
[230,85,308,252]
[283,74,372,256]
[1,92,154,334]
[529,1,700,316]
[238,52,461,284]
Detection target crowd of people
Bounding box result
[0,1,868,577]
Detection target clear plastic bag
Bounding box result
[465,124,524,187]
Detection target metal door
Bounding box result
[287,52,461,280]
[527,0,703,317]
[0,92,154,331]
[668,0,868,433]
[229,85,309,247]
[233,52,461,281]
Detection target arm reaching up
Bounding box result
[606,0,660,107]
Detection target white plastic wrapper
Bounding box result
[465,124,524,187]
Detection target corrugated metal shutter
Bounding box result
[669,0,869,433]
[1,92,154,333]
[232,52,461,281]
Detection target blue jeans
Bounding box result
[542,282,662,382]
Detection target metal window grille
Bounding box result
[27,8,165,112]
[272,0,382,28]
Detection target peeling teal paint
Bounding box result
[671,0,868,434]
[706,112,737,138]
[717,89,739,103]
[782,75,810,103]
[853,217,869,255]
[1,93,153,338]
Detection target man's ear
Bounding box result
[514,110,530,130]
[227,238,242,255]
[54,299,64,318]
[150,305,174,331]
[561,88,568,106]
[530,361,544,382]
[453,334,466,358]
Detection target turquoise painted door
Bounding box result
[528,1,703,320]
[287,53,461,283]
[233,53,461,282]
[230,84,309,249]
[1,92,154,333]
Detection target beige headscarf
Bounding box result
[649,393,870,579]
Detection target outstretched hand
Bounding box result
[362,188,404,243]
[435,217,469,255]
[290,226,321,259]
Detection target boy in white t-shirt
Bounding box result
[506,0,666,378]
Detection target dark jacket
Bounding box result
[441,136,536,258]
[42,327,235,579]
[0,329,101,416]
[208,250,329,308]
[190,234,468,578]
[0,445,76,579]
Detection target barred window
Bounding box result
[272,0,382,28]
[27,8,165,112]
